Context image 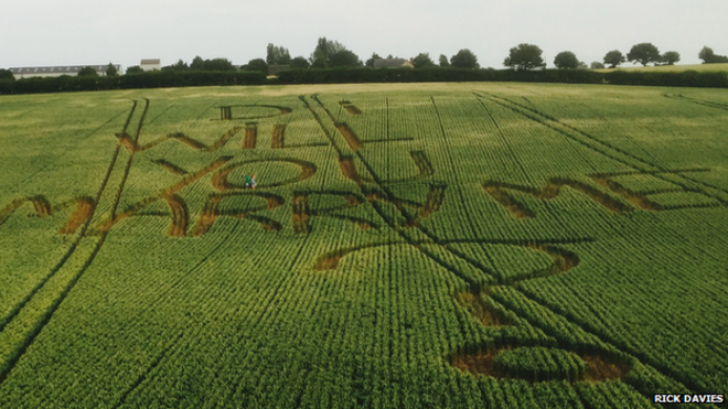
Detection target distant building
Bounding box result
[373,58,414,68]
[511,64,547,72]
[140,59,161,71]
[8,65,121,79]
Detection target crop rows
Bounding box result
[0,84,726,408]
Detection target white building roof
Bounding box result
[8,65,120,75]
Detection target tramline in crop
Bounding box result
[0,85,726,408]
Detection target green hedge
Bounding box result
[602,70,728,87]
[1,67,725,95]
[0,71,267,95]
[276,67,728,88]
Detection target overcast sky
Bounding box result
[2,0,726,71]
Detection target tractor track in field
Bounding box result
[110,332,185,409]
[473,96,532,185]
[429,96,478,237]
[478,94,728,246]
[665,93,728,112]
[0,100,140,336]
[0,99,150,387]
[2,99,293,396]
[477,92,728,206]
[448,246,632,388]
[3,91,717,403]
[473,92,724,397]
[98,157,231,235]
[307,94,589,283]
[109,216,250,408]
[508,283,717,399]
[335,122,363,151]
[2,108,130,194]
[1,98,283,393]
[302,93,712,404]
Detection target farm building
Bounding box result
[140,59,161,71]
[510,64,547,72]
[268,65,290,75]
[8,64,121,79]
[373,58,414,68]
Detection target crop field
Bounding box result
[1,82,727,408]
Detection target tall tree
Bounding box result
[661,51,680,65]
[105,63,118,77]
[590,62,605,69]
[267,44,291,65]
[0,69,14,80]
[699,46,716,63]
[438,54,450,67]
[266,43,276,64]
[310,37,348,68]
[190,56,205,71]
[413,53,434,68]
[243,58,268,74]
[699,46,728,64]
[164,59,189,71]
[78,66,98,77]
[503,44,544,70]
[603,50,626,68]
[290,56,310,69]
[365,53,382,67]
[205,58,236,71]
[329,50,361,67]
[627,43,661,66]
[450,49,478,69]
[553,51,579,69]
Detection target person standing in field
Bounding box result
[245,174,257,189]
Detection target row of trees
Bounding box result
[598,43,681,68]
[269,40,727,72]
[509,43,728,71]
[249,39,482,73]
[518,43,683,71]
[500,43,681,71]
[145,57,237,73]
[117,41,726,76]
[3,41,725,80]
[698,46,728,64]
[5,42,713,78]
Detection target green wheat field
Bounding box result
[1,83,727,408]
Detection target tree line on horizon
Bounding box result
[136,40,728,75]
[1,42,726,81]
[113,40,728,76]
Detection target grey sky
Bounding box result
[2,0,726,71]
